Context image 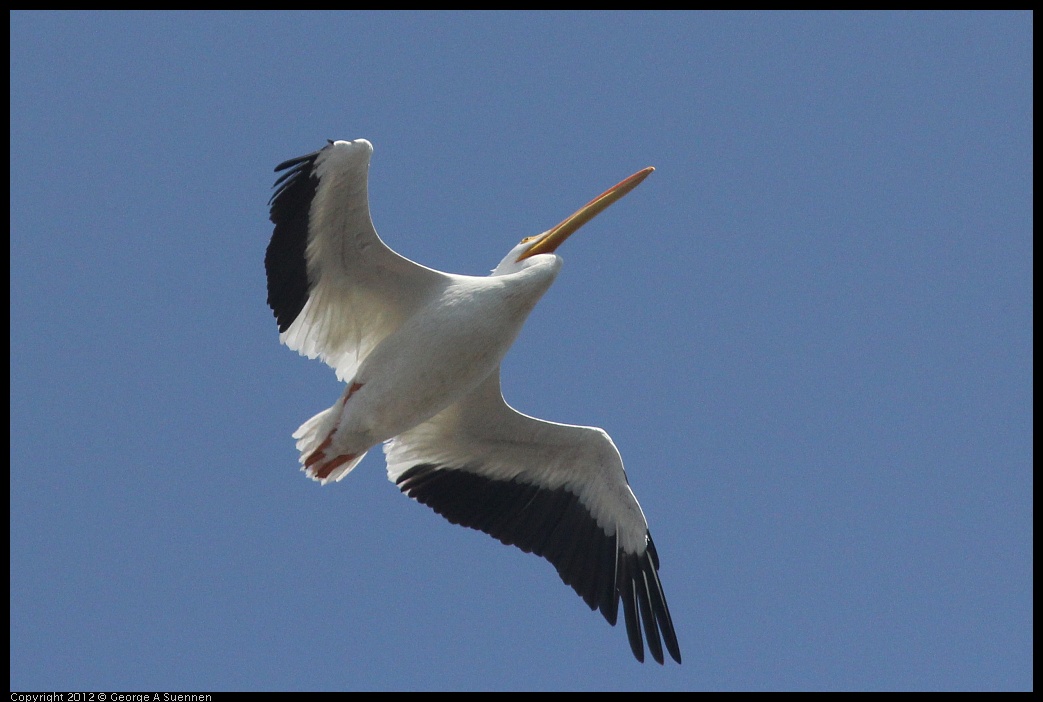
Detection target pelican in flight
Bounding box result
[265,139,681,664]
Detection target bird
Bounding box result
[265,138,681,665]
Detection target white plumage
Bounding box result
[265,138,680,664]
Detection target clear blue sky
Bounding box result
[10,11,1032,692]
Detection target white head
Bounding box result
[492,235,557,276]
[490,167,655,278]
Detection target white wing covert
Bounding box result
[266,139,450,382]
[385,371,681,664]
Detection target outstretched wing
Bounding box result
[384,371,681,664]
[266,139,450,382]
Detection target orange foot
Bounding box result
[310,451,356,481]
[303,381,364,481]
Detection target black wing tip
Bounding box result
[266,144,330,332]
[613,533,682,665]
[272,141,334,175]
[642,533,682,664]
[396,464,682,665]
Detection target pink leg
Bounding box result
[304,382,364,476]
[314,453,356,481]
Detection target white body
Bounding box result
[300,256,560,470]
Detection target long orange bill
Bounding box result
[516,166,655,261]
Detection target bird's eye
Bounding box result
[520,235,539,244]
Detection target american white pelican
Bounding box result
[265,139,681,664]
